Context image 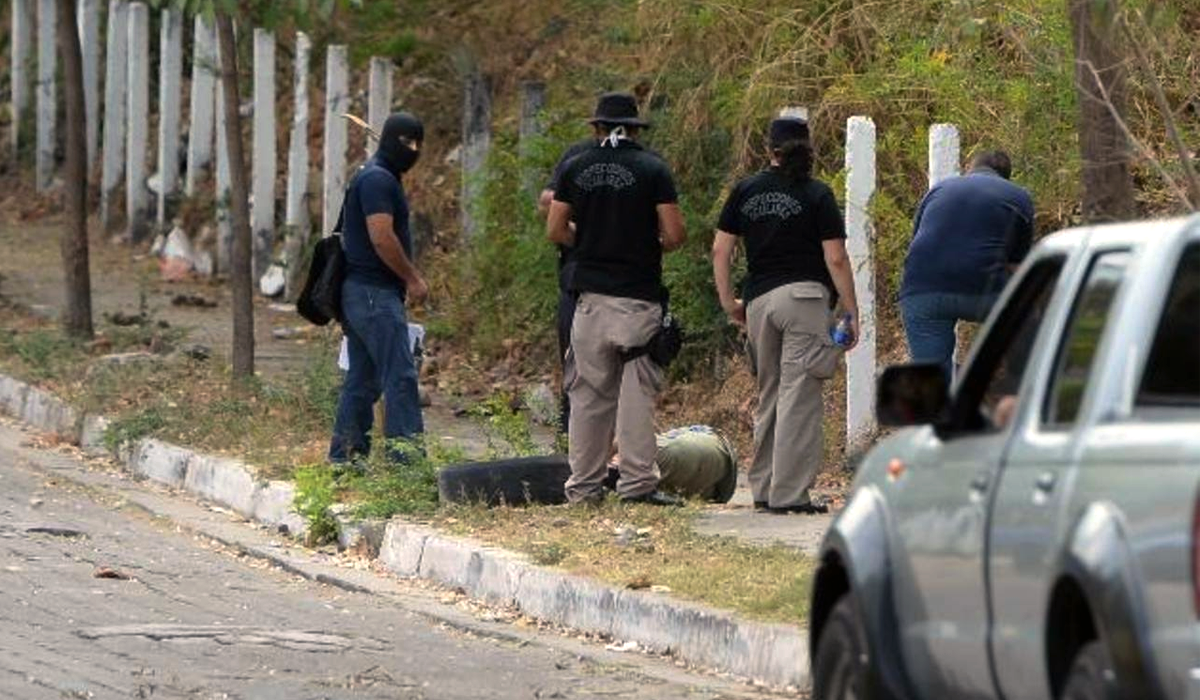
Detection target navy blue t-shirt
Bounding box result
[340,156,413,293]
[900,169,1034,299]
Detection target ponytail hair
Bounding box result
[773,139,813,182]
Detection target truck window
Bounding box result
[950,256,1066,432]
[1137,243,1200,408]
[1044,250,1132,427]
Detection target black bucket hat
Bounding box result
[587,92,651,128]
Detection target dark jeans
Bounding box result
[329,276,424,463]
[556,289,578,436]
[901,291,999,380]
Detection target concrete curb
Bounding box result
[0,371,809,690]
[377,521,809,688]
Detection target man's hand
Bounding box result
[724,299,746,328]
[407,275,429,304]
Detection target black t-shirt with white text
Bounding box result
[553,141,679,302]
[717,169,845,303]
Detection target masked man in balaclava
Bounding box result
[329,112,429,467]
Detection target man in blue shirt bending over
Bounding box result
[329,113,429,466]
[899,150,1034,380]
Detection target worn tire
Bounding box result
[437,455,571,507]
[1061,640,1117,700]
[813,595,876,700]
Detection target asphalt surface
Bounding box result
[0,421,777,699]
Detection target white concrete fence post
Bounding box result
[124,2,150,240]
[99,0,127,229]
[283,31,312,299]
[322,44,349,237]
[461,68,491,240]
[10,0,34,155]
[35,0,56,191]
[367,56,394,152]
[845,116,877,454]
[778,105,809,121]
[251,28,276,283]
[518,80,546,198]
[928,123,960,188]
[157,7,183,227]
[184,14,216,196]
[77,0,100,173]
[215,35,232,273]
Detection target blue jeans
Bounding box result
[329,277,424,463]
[900,292,999,380]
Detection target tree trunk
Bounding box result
[1069,0,1136,223]
[216,13,254,381]
[57,0,93,339]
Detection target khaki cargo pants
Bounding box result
[747,281,842,508]
[565,293,663,502]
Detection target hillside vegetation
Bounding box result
[316,0,1198,376]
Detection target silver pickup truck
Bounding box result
[810,215,1200,700]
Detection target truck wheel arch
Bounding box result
[811,487,913,699]
[1049,502,1164,700]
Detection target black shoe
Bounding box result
[621,490,684,507]
[768,501,829,515]
[753,501,770,512]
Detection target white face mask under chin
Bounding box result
[601,126,629,148]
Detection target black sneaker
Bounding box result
[768,501,829,515]
[753,501,770,512]
[621,490,684,507]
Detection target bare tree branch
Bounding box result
[1081,59,1194,209]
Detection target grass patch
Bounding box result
[433,499,814,625]
[0,303,342,479]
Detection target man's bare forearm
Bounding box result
[372,231,422,286]
[828,259,858,315]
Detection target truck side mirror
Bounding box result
[877,364,949,427]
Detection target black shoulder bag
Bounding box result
[297,175,357,326]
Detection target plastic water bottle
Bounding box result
[831,313,854,348]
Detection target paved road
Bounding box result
[0,425,772,699]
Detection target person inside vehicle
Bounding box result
[712,116,858,515]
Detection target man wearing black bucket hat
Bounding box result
[546,92,687,506]
[329,112,428,467]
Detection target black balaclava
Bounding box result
[376,112,424,177]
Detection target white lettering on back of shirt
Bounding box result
[741,191,803,221]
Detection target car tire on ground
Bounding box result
[437,455,571,507]
[813,594,877,700]
[1061,640,1116,700]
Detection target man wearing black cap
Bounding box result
[712,116,857,514]
[546,92,687,506]
[329,112,428,466]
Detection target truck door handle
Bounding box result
[1035,472,1057,493]
[970,474,990,493]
